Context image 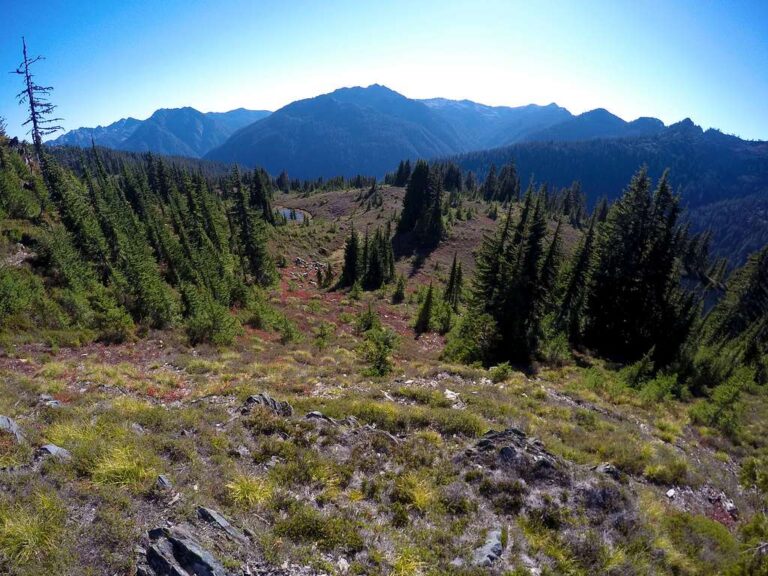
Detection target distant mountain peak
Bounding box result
[50,107,271,157]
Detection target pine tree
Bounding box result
[539,219,563,309]
[464,171,477,194]
[414,282,434,335]
[249,169,275,224]
[444,253,462,311]
[421,169,444,248]
[394,160,412,187]
[583,169,695,366]
[398,160,429,233]
[230,167,274,286]
[276,170,290,193]
[340,224,361,287]
[498,162,521,203]
[482,164,499,201]
[392,275,406,304]
[704,245,768,355]
[13,38,63,161]
[557,213,597,343]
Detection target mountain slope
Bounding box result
[49,107,270,157]
[206,86,580,177]
[51,117,142,149]
[524,108,665,142]
[205,84,468,178]
[421,98,573,148]
[450,119,768,264]
[452,119,768,208]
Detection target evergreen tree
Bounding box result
[539,219,563,304]
[444,253,463,311]
[498,162,521,203]
[276,170,290,193]
[13,38,63,161]
[340,223,361,287]
[392,275,406,304]
[398,160,429,232]
[457,189,557,364]
[482,164,499,201]
[703,245,768,360]
[394,160,412,187]
[230,167,275,286]
[420,170,444,248]
[414,282,435,335]
[464,171,477,194]
[557,213,598,342]
[583,169,695,366]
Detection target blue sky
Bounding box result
[2,0,767,140]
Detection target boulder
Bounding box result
[39,444,72,461]
[242,393,293,417]
[593,462,622,481]
[472,529,503,566]
[0,415,24,443]
[197,507,248,543]
[156,475,173,491]
[137,526,232,576]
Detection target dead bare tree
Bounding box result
[12,37,63,162]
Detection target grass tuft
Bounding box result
[226,474,274,509]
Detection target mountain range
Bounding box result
[52,84,675,177]
[204,84,672,177]
[50,107,270,157]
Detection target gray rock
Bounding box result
[242,393,293,417]
[472,529,503,566]
[139,526,232,576]
[0,415,24,443]
[305,411,360,428]
[39,444,71,461]
[39,394,62,408]
[594,462,622,480]
[197,507,248,543]
[229,445,251,458]
[306,410,334,422]
[499,445,517,463]
[156,475,173,490]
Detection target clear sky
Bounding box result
[2,0,767,141]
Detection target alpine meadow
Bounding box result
[1,2,768,575]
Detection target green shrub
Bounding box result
[443,312,499,365]
[184,288,242,345]
[276,315,301,344]
[489,362,514,383]
[644,452,688,485]
[662,511,738,574]
[273,503,363,553]
[391,472,436,514]
[359,326,398,377]
[313,321,334,351]
[640,373,685,403]
[689,366,755,438]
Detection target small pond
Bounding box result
[276,206,310,223]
